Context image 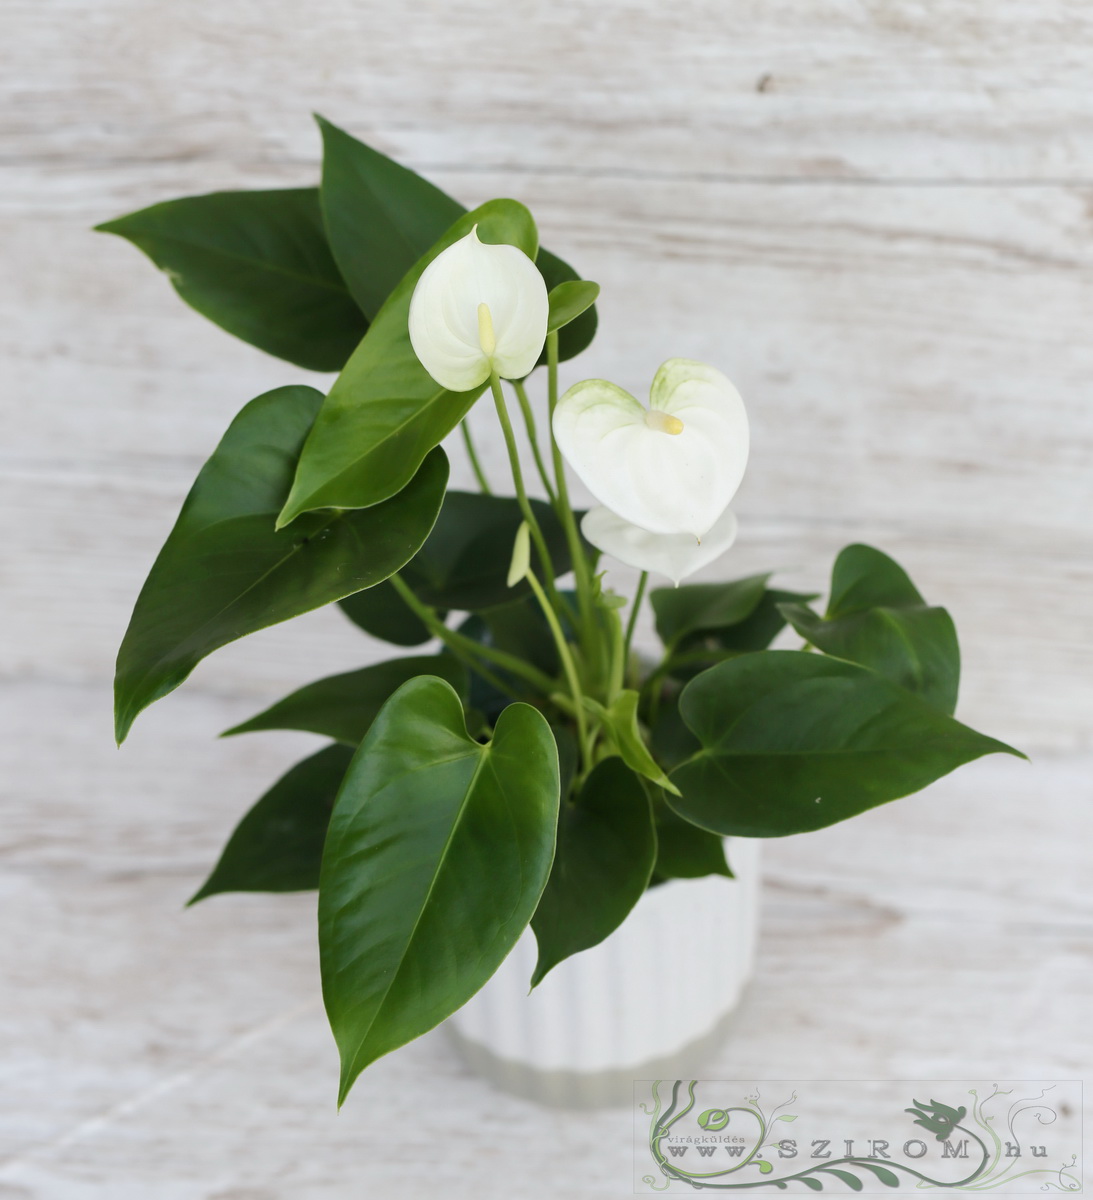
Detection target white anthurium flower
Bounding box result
[408,225,549,392]
[582,503,739,587]
[552,359,749,539]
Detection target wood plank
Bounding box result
[5,0,1093,196]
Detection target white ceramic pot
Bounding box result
[446,837,761,1107]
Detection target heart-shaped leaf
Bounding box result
[670,651,1023,837]
[319,677,559,1103]
[531,757,656,985]
[277,201,535,527]
[222,655,467,744]
[189,744,354,903]
[96,189,366,371]
[780,544,960,714]
[114,386,448,742]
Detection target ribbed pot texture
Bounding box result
[446,838,761,1107]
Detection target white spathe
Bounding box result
[582,503,739,586]
[552,359,749,539]
[408,225,549,391]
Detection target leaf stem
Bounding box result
[623,571,648,666]
[460,421,491,494]
[526,569,593,777]
[489,370,563,614]
[544,331,600,672]
[388,574,556,695]
[511,379,556,504]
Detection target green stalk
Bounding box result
[511,379,556,504]
[388,574,556,695]
[460,421,491,494]
[623,571,648,665]
[488,371,563,613]
[526,570,593,777]
[545,331,599,669]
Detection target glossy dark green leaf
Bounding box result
[649,795,731,882]
[189,744,354,903]
[319,677,559,1102]
[547,280,600,333]
[531,758,657,986]
[316,117,596,363]
[400,491,573,610]
[651,573,770,648]
[221,655,467,744]
[827,543,923,615]
[650,695,702,770]
[338,581,433,646]
[96,189,366,372]
[536,246,599,363]
[114,386,448,742]
[316,115,465,320]
[277,200,535,526]
[670,651,1023,837]
[668,587,820,681]
[781,544,960,714]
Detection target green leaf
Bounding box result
[828,543,923,614]
[531,758,656,985]
[401,491,573,611]
[277,200,535,527]
[114,386,448,742]
[799,1177,823,1191]
[221,655,467,744]
[189,744,354,903]
[781,545,960,714]
[756,1159,773,1174]
[650,796,731,881]
[651,573,770,648]
[649,697,702,771]
[96,189,366,372]
[859,1163,901,1187]
[591,689,679,795]
[338,581,434,646]
[316,115,465,321]
[536,246,599,363]
[316,117,596,363]
[669,651,1023,837]
[319,677,559,1103]
[670,587,819,678]
[547,280,600,333]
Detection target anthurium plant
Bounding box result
[101,117,1022,1104]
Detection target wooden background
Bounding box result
[2,2,1090,1196]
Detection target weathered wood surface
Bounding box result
[2,1,1091,1195]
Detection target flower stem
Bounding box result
[526,569,593,776]
[545,331,599,669]
[623,571,648,665]
[460,421,491,494]
[489,370,563,613]
[511,379,556,504]
[388,574,556,695]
